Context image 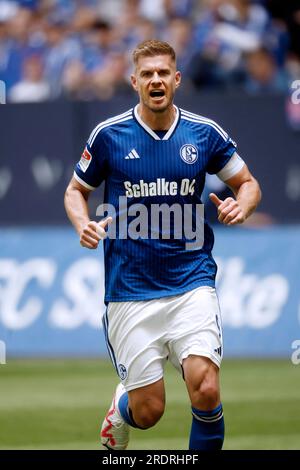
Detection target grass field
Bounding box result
[0,358,299,450]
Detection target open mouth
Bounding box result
[150,90,165,98]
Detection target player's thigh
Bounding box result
[167,286,223,372]
[104,300,168,391]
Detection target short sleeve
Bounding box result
[206,124,237,175]
[216,152,245,181]
[74,129,108,190]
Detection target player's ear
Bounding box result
[131,74,138,91]
[175,71,181,89]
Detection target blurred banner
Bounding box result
[0,227,299,358]
[0,94,300,224]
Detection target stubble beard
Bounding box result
[145,93,174,114]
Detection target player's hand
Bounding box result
[209,193,246,225]
[79,217,113,249]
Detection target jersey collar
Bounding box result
[133,105,180,141]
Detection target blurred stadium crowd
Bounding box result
[0,0,299,102]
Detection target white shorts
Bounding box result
[103,286,223,391]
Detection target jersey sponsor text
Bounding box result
[124,178,195,198]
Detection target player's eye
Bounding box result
[141,71,152,78]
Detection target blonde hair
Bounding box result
[132,39,176,66]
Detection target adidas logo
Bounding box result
[125,149,140,160]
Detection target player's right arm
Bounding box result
[64,177,111,249]
[64,176,101,249]
[65,126,111,248]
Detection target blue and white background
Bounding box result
[1,227,299,358]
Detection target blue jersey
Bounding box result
[74,106,243,303]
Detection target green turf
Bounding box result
[0,358,299,450]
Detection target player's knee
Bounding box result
[133,400,165,429]
[189,375,220,409]
[198,381,220,408]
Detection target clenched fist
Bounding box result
[209,193,246,225]
[80,217,113,249]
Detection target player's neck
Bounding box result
[137,103,176,131]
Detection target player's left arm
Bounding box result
[209,164,262,225]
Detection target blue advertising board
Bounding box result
[0,227,299,358]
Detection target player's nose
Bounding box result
[151,71,162,84]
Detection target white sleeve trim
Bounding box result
[216,152,245,182]
[73,171,97,190]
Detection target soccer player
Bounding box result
[64,39,261,450]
